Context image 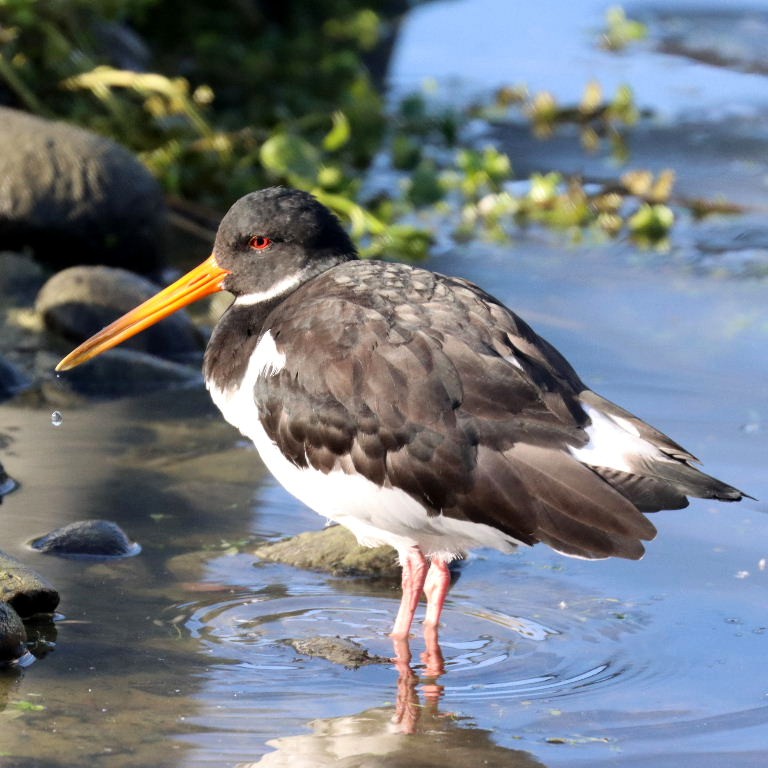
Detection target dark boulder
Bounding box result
[0,252,47,307]
[0,549,59,618]
[0,107,166,274]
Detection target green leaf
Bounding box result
[602,6,648,51]
[627,203,674,237]
[407,159,443,206]
[323,111,351,152]
[259,133,321,187]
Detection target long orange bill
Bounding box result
[55,254,231,371]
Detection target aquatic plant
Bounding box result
[0,0,729,256]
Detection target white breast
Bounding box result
[206,331,520,562]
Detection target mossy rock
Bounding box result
[0,549,59,618]
[254,525,399,579]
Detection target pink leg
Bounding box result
[390,546,429,639]
[423,558,451,628]
[422,560,450,675]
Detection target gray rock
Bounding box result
[254,526,400,579]
[37,265,204,362]
[0,601,27,665]
[0,549,59,617]
[92,19,151,72]
[0,460,18,499]
[0,355,31,401]
[31,519,140,558]
[54,347,202,398]
[0,107,166,273]
[0,251,47,307]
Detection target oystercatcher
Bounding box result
[57,187,745,641]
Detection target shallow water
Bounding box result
[3,2,768,767]
[2,234,765,767]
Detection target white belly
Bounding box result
[207,332,520,562]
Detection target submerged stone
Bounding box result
[0,601,27,664]
[31,519,140,558]
[0,461,18,499]
[289,636,389,669]
[0,549,59,617]
[54,347,201,399]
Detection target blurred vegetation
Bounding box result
[0,0,720,259]
[599,5,648,52]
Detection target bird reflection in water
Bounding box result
[247,637,544,768]
[392,630,446,735]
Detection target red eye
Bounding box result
[249,235,272,250]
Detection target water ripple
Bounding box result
[171,566,663,705]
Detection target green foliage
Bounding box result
[365,224,434,261]
[0,0,396,245]
[406,159,444,207]
[0,0,728,260]
[455,147,512,198]
[260,134,323,189]
[524,80,640,159]
[323,111,352,153]
[600,6,649,51]
[627,203,675,245]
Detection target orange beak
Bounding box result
[55,254,231,371]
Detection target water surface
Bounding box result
[2,2,768,766]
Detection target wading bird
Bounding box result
[57,187,745,651]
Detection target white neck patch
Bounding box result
[233,271,306,307]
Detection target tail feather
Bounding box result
[578,390,750,510]
[590,466,690,512]
[590,463,746,512]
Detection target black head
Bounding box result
[214,187,358,298]
[54,187,357,373]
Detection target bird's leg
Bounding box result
[391,553,447,726]
[390,546,429,640]
[423,558,451,629]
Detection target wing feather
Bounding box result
[253,261,741,560]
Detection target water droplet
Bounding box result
[735,570,750,580]
[51,411,63,427]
